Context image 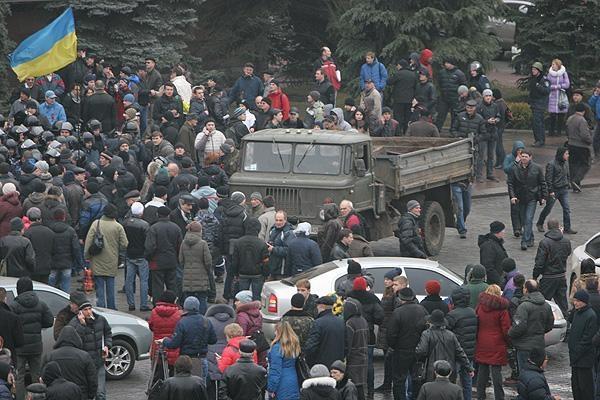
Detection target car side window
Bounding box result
[36,290,69,317]
[334,267,394,295]
[404,268,460,297]
[585,236,600,260]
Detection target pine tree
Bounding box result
[513,0,600,85]
[329,0,502,91]
[0,2,13,108]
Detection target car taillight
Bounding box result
[268,294,278,313]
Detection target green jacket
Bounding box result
[84,216,128,277]
[508,292,554,352]
[464,279,488,309]
[179,231,212,293]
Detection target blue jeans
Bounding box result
[532,108,545,144]
[537,188,571,230]
[176,263,184,299]
[451,184,472,234]
[182,291,208,315]
[48,269,71,292]
[95,276,116,310]
[97,361,106,400]
[125,258,149,308]
[238,275,264,301]
[367,345,375,391]
[516,350,530,373]
[518,200,537,246]
[457,361,472,400]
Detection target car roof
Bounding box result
[0,276,66,294]
[241,128,370,145]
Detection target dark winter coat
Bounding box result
[144,217,182,270]
[196,210,221,261]
[268,222,294,277]
[83,91,117,133]
[345,290,384,345]
[220,200,247,255]
[335,378,357,400]
[313,79,335,106]
[446,288,477,359]
[475,292,511,365]
[318,204,342,262]
[331,242,350,261]
[516,362,553,400]
[206,304,236,380]
[222,357,267,400]
[230,74,264,105]
[122,215,150,259]
[282,309,314,346]
[507,161,548,204]
[18,174,42,202]
[53,306,75,340]
[508,292,554,352]
[343,299,369,386]
[179,231,212,293]
[389,68,417,104]
[0,302,24,364]
[476,100,500,139]
[416,377,464,400]
[23,222,55,277]
[568,304,597,368]
[0,191,23,237]
[387,300,429,367]
[163,311,217,358]
[414,81,437,113]
[42,326,98,400]
[78,192,108,239]
[11,291,54,355]
[51,221,82,271]
[478,233,508,286]
[287,234,323,275]
[545,151,570,193]
[415,325,473,383]
[304,308,346,368]
[200,164,229,189]
[0,232,36,277]
[67,311,112,367]
[420,294,449,315]
[533,229,571,279]
[152,95,183,124]
[450,111,486,139]
[224,120,250,148]
[397,212,426,258]
[528,73,551,111]
[235,301,262,337]
[376,292,395,350]
[347,235,373,258]
[160,372,208,400]
[148,302,181,366]
[232,219,269,277]
[300,377,340,400]
[437,67,467,102]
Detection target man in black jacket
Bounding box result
[221,340,266,400]
[435,59,467,131]
[49,209,82,293]
[304,296,346,369]
[387,287,428,400]
[0,218,36,278]
[145,206,182,303]
[232,218,268,302]
[11,277,54,400]
[219,191,247,301]
[160,355,208,400]
[123,202,151,311]
[416,360,463,400]
[43,326,98,400]
[82,81,116,134]
[528,62,551,147]
[478,221,509,286]
[23,207,55,284]
[388,59,417,135]
[0,287,24,364]
[152,83,184,125]
[517,348,558,400]
[41,361,82,400]
[313,69,335,107]
[396,200,426,259]
[537,147,576,234]
[507,150,548,251]
[533,218,571,316]
[569,290,597,400]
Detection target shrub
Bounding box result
[507,102,532,130]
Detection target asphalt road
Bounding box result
[107,186,600,399]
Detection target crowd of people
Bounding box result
[0,43,599,400]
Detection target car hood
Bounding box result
[95,306,148,326]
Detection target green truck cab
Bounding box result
[229,128,473,255]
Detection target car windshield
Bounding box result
[293,144,342,175]
[281,262,339,286]
[243,141,292,173]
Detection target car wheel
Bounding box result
[421,201,445,256]
[105,339,136,380]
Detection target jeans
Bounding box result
[238,275,264,301]
[97,361,106,400]
[382,349,393,386]
[495,127,506,167]
[510,202,522,235]
[95,276,116,309]
[223,255,234,300]
[476,364,504,400]
[569,145,592,186]
[182,291,208,315]
[367,345,375,391]
[457,361,473,400]
[16,354,42,400]
[539,277,569,317]
[452,183,472,234]
[475,139,496,179]
[125,258,149,308]
[151,269,177,304]
[176,263,184,300]
[518,200,537,246]
[537,188,571,230]
[48,268,71,292]
[392,352,415,400]
[516,350,530,372]
[532,108,545,144]
[572,367,594,400]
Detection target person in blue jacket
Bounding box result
[230,63,264,106]
[588,83,600,158]
[267,321,300,400]
[359,52,388,93]
[503,140,525,237]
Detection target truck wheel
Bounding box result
[421,201,445,256]
[366,211,393,241]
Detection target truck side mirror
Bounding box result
[354,159,366,177]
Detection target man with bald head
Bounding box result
[339,200,366,238]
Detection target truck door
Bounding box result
[352,143,376,211]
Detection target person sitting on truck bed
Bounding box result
[406,109,440,137]
[396,200,427,259]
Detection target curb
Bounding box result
[472,179,600,199]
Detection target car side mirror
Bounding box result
[354,159,366,177]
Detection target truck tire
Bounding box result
[364,211,394,241]
[421,201,445,256]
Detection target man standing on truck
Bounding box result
[396,200,426,259]
[451,99,487,183]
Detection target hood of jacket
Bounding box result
[302,376,337,390]
[224,203,246,218]
[236,301,261,316]
[154,302,180,318]
[191,185,217,199]
[19,173,37,185]
[522,291,547,306]
[419,49,433,66]
[1,191,21,206]
[322,203,339,221]
[512,140,525,156]
[478,292,509,311]
[245,218,261,236]
[548,65,566,77]
[183,231,203,247]
[451,287,471,308]
[205,304,235,321]
[26,192,46,205]
[15,291,39,308]
[478,233,503,248]
[331,108,346,123]
[346,289,380,305]
[343,297,362,321]
[544,229,563,241]
[51,221,70,234]
[203,164,223,175]
[54,325,83,349]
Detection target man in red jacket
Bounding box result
[266,81,290,121]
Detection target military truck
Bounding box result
[229,129,473,256]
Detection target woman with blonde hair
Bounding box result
[547,58,570,136]
[267,321,300,399]
[475,284,511,400]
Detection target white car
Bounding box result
[261,257,566,346]
[568,231,600,293]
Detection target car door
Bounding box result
[334,267,394,299]
[404,267,461,298]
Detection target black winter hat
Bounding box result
[490,221,505,234]
[41,361,62,386]
[17,277,33,295]
[470,264,486,280]
[501,257,516,273]
[157,206,171,217]
[528,348,546,367]
[399,287,415,301]
[239,339,256,354]
[347,259,362,275]
[70,291,88,307]
[291,293,306,308]
[330,360,346,373]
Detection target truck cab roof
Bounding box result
[241,128,371,145]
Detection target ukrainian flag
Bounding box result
[9,8,77,82]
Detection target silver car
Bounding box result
[1,277,152,380]
[260,257,566,346]
[568,231,600,293]
[485,0,535,52]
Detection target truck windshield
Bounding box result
[243,141,292,172]
[293,144,342,175]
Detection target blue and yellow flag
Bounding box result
[9,8,77,82]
